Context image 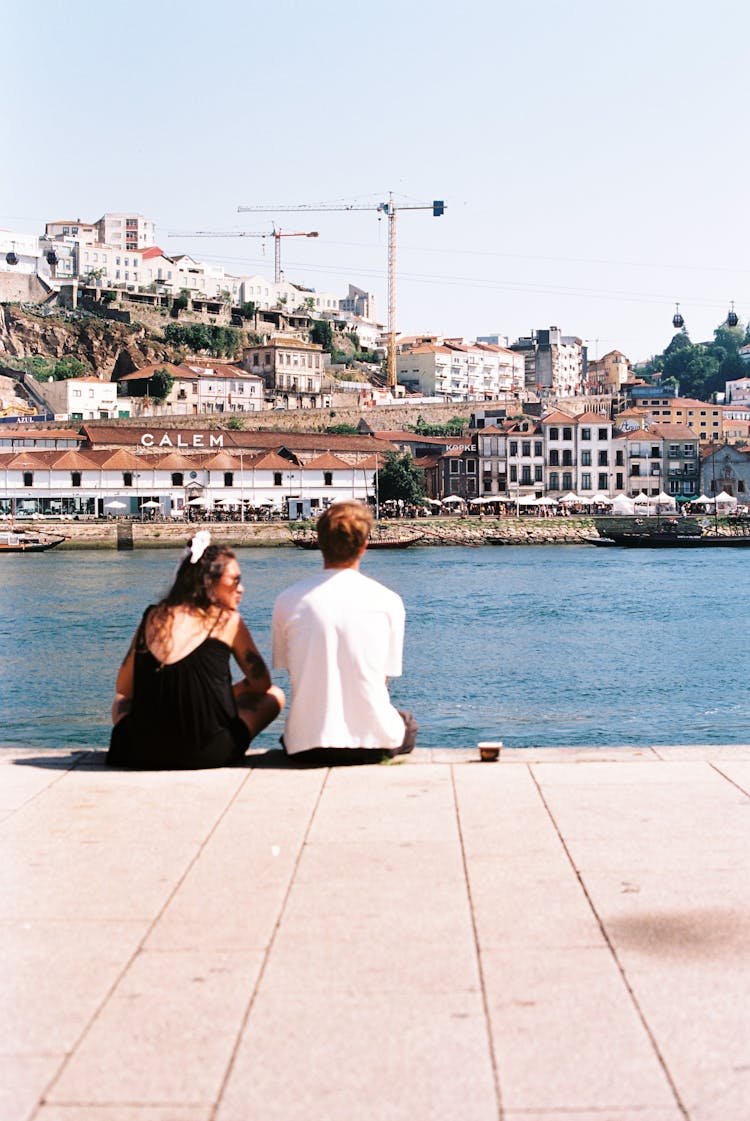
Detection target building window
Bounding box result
[534,465,543,482]
[123,472,133,487]
[598,451,608,466]
[224,472,234,488]
[324,471,333,486]
[549,449,559,466]
[549,472,559,491]
[581,427,591,440]
[510,465,517,483]
[23,471,33,487]
[509,440,518,456]
[534,441,543,456]
[274,472,282,486]
[598,428,607,439]
[549,427,559,440]
[581,451,591,466]
[616,450,624,465]
[581,473,592,490]
[522,441,531,456]
[71,472,82,488]
[521,467,532,485]
[562,450,573,467]
[562,472,573,491]
[598,473,608,489]
[171,473,184,486]
[562,427,572,440]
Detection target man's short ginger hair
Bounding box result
[316,501,373,565]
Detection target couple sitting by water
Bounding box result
[108,501,418,769]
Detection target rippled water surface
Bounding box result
[1,545,747,750]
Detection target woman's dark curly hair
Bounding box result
[162,542,236,611]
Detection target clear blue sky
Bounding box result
[3,0,749,362]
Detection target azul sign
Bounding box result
[140,433,225,448]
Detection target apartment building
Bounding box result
[586,350,631,394]
[615,395,724,442]
[510,327,585,396]
[397,340,524,399]
[623,423,699,498]
[242,337,327,409]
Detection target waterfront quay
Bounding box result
[3,743,749,1121]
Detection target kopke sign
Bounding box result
[140,433,225,448]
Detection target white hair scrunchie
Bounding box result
[188,529,211,565]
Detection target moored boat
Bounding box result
[291,528,423,550]
[0,529,65,553]
[587,529,750,549]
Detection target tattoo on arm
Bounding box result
[242,650,268,681]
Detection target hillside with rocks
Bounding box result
[0,304,181,380]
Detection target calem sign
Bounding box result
[140,432,224,448]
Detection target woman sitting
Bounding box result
[108,531,284,769]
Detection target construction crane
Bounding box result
[166,226,319,284]
[237,194,445,389]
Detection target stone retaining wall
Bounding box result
[17,516,598,550]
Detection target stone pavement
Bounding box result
[2,744,749,1121]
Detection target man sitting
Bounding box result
[272,501,418,763]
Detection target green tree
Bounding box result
[51,357,90,380]
[226,415,246,430]
[149,367,174,402]
[310,320,333,351]
[239,301,256,320]
[376,452,425,504]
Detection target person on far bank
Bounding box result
[272,501,417,763]
[108,532,285,769]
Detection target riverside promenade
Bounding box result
[2,744,749,1121]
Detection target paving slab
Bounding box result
[1,747,749,1121]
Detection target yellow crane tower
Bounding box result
[167,226,319,285]
[237,194,445,390]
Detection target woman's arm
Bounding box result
[231,616,273,694]
[112,630,138,724]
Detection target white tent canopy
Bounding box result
[590,492,614,504]
[559,492,581,504]
[611,495,635,514]
[714,490,737,506]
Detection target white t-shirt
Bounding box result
[272,567,406,753]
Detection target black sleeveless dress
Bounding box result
[107,609,250,770]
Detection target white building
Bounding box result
[116,363,265,416]
[43,376,119,421]
[95,213,156,251]
[534,327,584,397]
[397,340,524,400]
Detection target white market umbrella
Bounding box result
[442,495,465,504]
[559,492,581,504]
[188,497,208,507]
[105,500,127,510]
[533,496,558,506]
[140,500,161,509]
[517,495,538,506]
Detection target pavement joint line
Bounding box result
[33,765,257,1117]
[0,750,91,828]
[527,763,691,1121]
[450,763,506,1121]
[208,765,330,1121]
[709,760,750,800]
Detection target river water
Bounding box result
[1,545,747,751]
